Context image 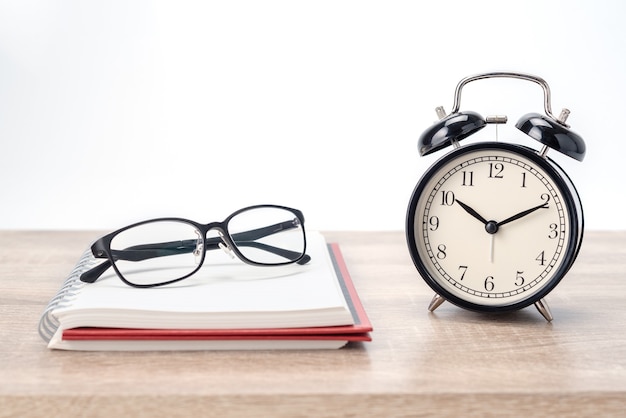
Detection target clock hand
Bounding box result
[455,199,488,225]
[497,202,549,227]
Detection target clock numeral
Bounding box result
[548,223,559,239]
[436,244,447,259]
[536,251,546,266]
[458,265,468,280]
[515,271,525,286]
[488,163,504,179]
[462,171,474,186]
[440,191,455,206]
[484,276,495,292]
[521,172,527,188]
[541,193,551,203]
[428,216,439,231]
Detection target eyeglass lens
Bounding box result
[228,206,305,265]
[110,220,202,287]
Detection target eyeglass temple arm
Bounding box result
[80,220,309,283]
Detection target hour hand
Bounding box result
[456,199,488,225]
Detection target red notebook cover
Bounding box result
[63,243,372,343]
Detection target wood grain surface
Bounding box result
[1,230,625,417]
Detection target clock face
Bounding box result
[407,142,582,311]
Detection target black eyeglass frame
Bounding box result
[80,204,309,288]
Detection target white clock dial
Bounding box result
[407,143,582,310]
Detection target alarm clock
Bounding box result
[406,72,585,321]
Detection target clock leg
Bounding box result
[428,294,446,312]
[534,298,554,322]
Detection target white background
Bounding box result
[1,0,624,231]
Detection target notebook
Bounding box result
[38,232,372,350]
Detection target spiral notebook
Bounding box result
[38,232,372,350]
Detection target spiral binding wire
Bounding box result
[38,248,99,343]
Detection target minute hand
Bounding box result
[497,202,549,227]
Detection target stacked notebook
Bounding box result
[38,232,372,350]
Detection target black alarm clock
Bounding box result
[406,72,585,321]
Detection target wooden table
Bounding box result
[1,230,625,417]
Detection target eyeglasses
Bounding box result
[79,205,309,288]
